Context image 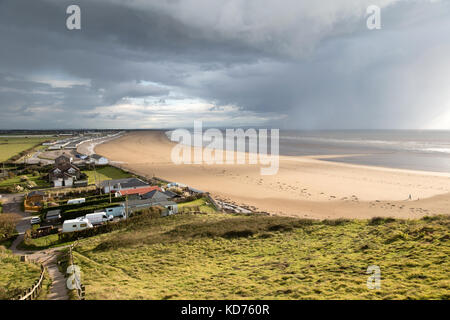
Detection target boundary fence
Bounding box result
[12,264,46,300]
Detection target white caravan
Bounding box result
[67,198,86,205]
[62,218,93,233]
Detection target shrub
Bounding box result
[322,218,351,226]
[0,214,19,239]
[369,217,396,226]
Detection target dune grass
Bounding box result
[69,213,449,300]
[82,166,133,185]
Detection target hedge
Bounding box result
[53,193,116,206]
[61,202,127,221]
[41,196,126,215]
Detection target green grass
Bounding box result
[18,234,63,251]
[82,166,133,185]
[178,198,218,214]
[68,213,449,300]
[0,247,44,299]
[0,174,51,188]
[0,137,53,162]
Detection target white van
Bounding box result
[67,198,86,205]
[62,218,93,233]
[85,212,114,225]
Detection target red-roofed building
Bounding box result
[116,186,161,198]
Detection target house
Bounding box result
[162,189,180,199]
[48,154,81,187]
[100,178,149,193]
[116,186,161,199]
[126,199,178,216]
[140,189,171,202]
[26,190,46,206]
[89,154,108,165]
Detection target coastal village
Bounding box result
[0,131,257,300]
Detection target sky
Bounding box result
[0,0,449,130]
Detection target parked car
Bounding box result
[67,198,86,205]
[62,218,93,233]
[85,212,114,225]
[30,216,41,225]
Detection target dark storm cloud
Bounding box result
[0,0,449,129]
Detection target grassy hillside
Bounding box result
[69,213,449,300]
[0,247,47,300]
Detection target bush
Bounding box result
[369,217,396,226]
[0,214,19,239]
[40,196,126,216]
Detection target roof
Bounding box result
[141,189,170,201]
[127,199,177,208]
[163,190,179,198]
[55,154,70,162]
[46,209,61,217]
[118,186,161,196]
[27,190,45,197]
[90,154,106,160]
[100,178,149,189]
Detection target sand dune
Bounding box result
[95,131,450,219]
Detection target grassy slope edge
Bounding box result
[69,213,449,300]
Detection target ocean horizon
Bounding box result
[166,129,450,173]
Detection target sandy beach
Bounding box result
[93,131,450,219]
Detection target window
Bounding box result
[80,223,87,227]
[72,225,76,228]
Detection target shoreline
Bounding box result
[94,130,450,219]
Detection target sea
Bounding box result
[166,129,450,173]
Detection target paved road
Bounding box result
[2,194,69,300]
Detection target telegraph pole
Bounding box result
[125,194,129,219]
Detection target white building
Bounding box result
[89,154,109,165]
